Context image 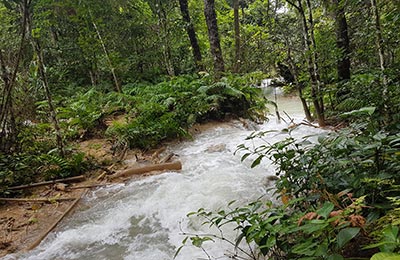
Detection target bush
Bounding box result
[178,107,400,259]
[106,74,267,150]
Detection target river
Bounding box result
[7,90,323,260]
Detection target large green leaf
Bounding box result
[337,227,360,249]
[316,202,334,219]
[371,252,400,260]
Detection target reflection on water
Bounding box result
[264,87,305,118]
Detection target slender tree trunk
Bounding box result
[286,45,313,121]
[155,6,175,76]
[204,0,225,77]
[233,0,241,73]
[35,44,65,156]
[0,0,30,152]
[287,0,325,126]
[178,0,203,71]
[370,0,387,86]
[92,21,121,92]
[28,18,65,157]
[370,0,388,120]
[333,0,350,82]
[305,0,325,122]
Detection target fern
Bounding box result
[336,97,364,111]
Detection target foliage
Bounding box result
[0,149,89,196]
[180,198,367,259]
[179,107,400,259]
[107,74,267,149]
[238,111,400,210]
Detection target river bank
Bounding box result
[0,120,242,258]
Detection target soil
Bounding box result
[0,119,240,258]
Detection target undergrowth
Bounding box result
[0,73,268,195]
[177,107,400,259]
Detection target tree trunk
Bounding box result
[333,0,350,82]
[305,0,325,125]
[286,45,313,122]
[0,0,30,153]
[178,0,203,71]
[32,41,65,157]
[92,21,121,92]
[27,7,65,156]
[204,0,225,77]
[287,0,325,126]
[233,0,241,73]
[370,0,387,86]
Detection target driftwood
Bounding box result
[97,164,116,181]
[26,188,89,251]
[111,161,182,179]
[9,175,85,191]
[151,147,166,161]
[0,197,77,203]
[158,152,174,163]
[68,184,109,190]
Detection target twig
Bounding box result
[8,175,85,190]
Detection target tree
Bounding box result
[285,0,325,126]
[28,8,65,156]
[178,0,203,71]
[203,0,225,77]
[0,0,30,153]
[233,0,241,73]
[332,0,350,82]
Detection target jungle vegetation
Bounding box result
[0,0,399,259]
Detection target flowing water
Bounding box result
[6,90,323,260]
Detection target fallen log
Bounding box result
[0,197,77,203]
[111,161,182,179]
[26,188,89,251]
[8,175,85,191]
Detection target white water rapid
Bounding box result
[6,90,324,260]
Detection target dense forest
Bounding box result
[1,0,400,259]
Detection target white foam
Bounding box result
[13,97,325,260]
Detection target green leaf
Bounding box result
[342,106,376,117]
[190,236,214,248]
[327,254,344,260]
[371,252,400,260]
[241,153,251,162]
[292,240,319,256]
[337,227,360,249]
[316,202,334,219]
[173,245,184,259]
[251,155,263,168]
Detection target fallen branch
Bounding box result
[111,161,182,179]
[26,188,89,251]
[151,147,166,161]
[8,175,85,191]
[158,152,175,163]
[300,121,319,128]
[97,164,116,181]
[68,184,109,190]
[0,197,76,203]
